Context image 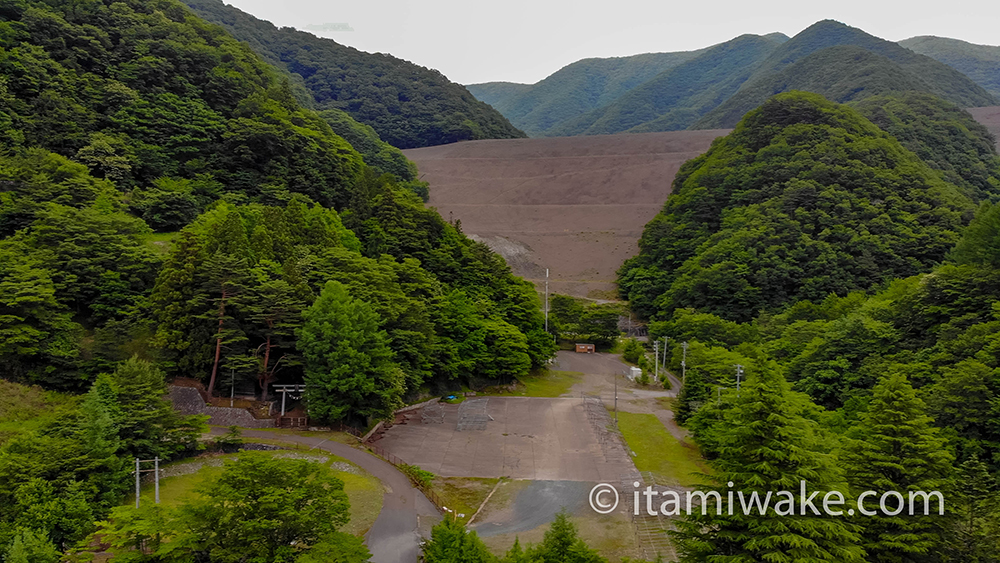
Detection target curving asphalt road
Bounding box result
[208,428,440,563]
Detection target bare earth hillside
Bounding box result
[968,106,1000,151]
[404,131,728,298]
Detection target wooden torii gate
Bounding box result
[272,384,306,416]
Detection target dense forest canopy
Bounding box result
[466,47,714,137]
[619,91,994,322]
[900,35,1000,100]
[548,34,785,136]
[180,0,526,149]
[694,21,997,130]
[468,19,996,138]
[0,0,554,557]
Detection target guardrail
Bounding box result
[366,442,444,512]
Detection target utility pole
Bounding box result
[662,336,669,372]
[544,268,549,333]
[735,364,744,397]
[653,339,659,381]
[681,341,689,384]
[134,457,161,508]
[614,372,618,424]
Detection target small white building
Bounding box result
[629,367,642,381]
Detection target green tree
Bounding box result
[672,359,865,562]
[948,455,1000,562]
[0,244,81,387]
[298,281,404,423]
[842,372,955,562]
[532,510,606,563]
[107,357,208,460]
[240,270,307,401]
[581,303,623,347]
[951,202,1000,268]
[2,527,59,563]
[423,517,498,563]
[99,453,360,563]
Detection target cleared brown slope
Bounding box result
[404,131,727,298]
[968,106,1000,151]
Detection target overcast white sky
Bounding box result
[224,0,999,86]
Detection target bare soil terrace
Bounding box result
[968,106,1000,152]
[404,131,728,298]
[406,110,1000,299]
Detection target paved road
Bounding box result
[209,428,439,563]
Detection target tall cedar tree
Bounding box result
[672,359,865,562]
[423,517,497,563]
[842,372,955,562]
[297,281,404,423]
[948,455,1000,562]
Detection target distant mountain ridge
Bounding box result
[468,20,996,137]
[550,34,787,136]
[467,49,713,136]
[696,21,997,128]
[900,36,1000,99]
[181,0,525,148]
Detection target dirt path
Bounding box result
[554,351,691,443]
[208,428,439,563]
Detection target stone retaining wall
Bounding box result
[168,386,276,429]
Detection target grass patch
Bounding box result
[0,380,79,446]
[429,476,500,524]
[143,231,180,256]
[216,427,361,445]
[497,370,583,398]
[480,511,640,561]
[133,449,383,537]
[656,396,679,412]
[616,411,708,487]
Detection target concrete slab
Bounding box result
[373,397,637,481]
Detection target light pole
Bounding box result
[681,341,689,384]
[544,268,549,334]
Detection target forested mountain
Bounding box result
[463,81,533,111]
[621,91,1000,560]
[469,20,995,138]
[695,20,997,129]
[548,34,785,136]
[466,48,711,136]
[0,0,551,395]
[853,92,1000,202]
[0,0,553,554]
[901,36,1000,99]
[618,91,987,322]
[180,0,525,149]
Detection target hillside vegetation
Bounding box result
[854,92,1000,202]
[619,92,984,322]
[470,20,995,139]
[0,0,553,557]
[901,35,1000,99]
[620,92,1000,561]
[181,0,525,148]
[550,34,785,136]
[467,48,710,136]
[695,20,997,129]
